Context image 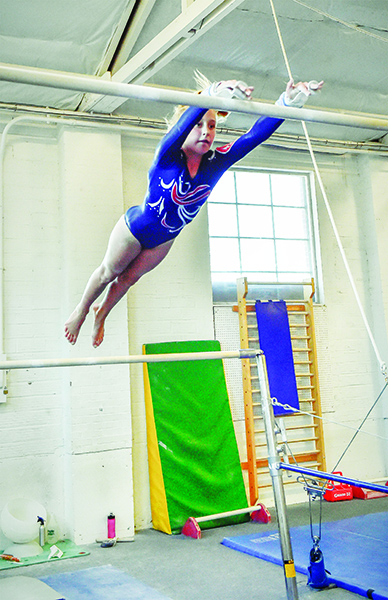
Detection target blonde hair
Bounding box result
[166,70,227,131]
[193,69,212,91]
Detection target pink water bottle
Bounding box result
[107,513,116,538]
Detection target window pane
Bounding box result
[209,238,240,271]
[207,168,318,301]
[207,203,238,236]
[273,207,308,239]
[276,240,311,271]
[271,174,306,207]
[238,205,273,237]
[209,171,235,203]
[240,239,276,271]
[236,171,271,205]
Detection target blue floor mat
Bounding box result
[41,565,172,600]
[222,511,388,599]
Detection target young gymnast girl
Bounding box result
[65,75,323,347]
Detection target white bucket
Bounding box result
[1,498,47,558]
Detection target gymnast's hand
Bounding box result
[208,80,254,100]
[283,79,324,108]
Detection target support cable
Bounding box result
[269,0,387,379]
[330,380,388,473]
[272,390,388,444]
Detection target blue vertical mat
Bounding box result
[255,300,299,416]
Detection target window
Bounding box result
[207,169,321,302]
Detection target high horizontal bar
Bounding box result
[0,349,260,371]
[279,463,388,495]
[1,62,388,132]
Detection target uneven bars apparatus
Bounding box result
[1,347,384,599]
[2,62,388,132]
[1,62,386,596]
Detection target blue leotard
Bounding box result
[125,105,283,249]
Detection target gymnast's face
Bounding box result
[182,110,217,156]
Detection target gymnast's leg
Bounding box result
[92,239,174,348]
[64,215,142,345]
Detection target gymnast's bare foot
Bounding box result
[65,307,88,345]
[92,305,105,348]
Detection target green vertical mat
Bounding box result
[144,340,249,534]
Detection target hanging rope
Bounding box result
[269,0,293,81]
[269,0,387,380]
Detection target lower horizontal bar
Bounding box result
[279,463,388,495]
[0,349,260,371]
[2,62,388,132]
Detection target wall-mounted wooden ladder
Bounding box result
[235,277,326,505]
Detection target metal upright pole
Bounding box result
[256,351,299,600]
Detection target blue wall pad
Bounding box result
[255,300,299,416]
[222,511,388,599]
[41,565,172,600]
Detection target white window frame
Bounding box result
[207,166,323,303]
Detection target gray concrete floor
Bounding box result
[1,497,387,600]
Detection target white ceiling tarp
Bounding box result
[1,0,388,143]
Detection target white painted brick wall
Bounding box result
[0,127,134,546]
[0,125,387,546]
[316,154,388,480]
[58,128,133,542]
